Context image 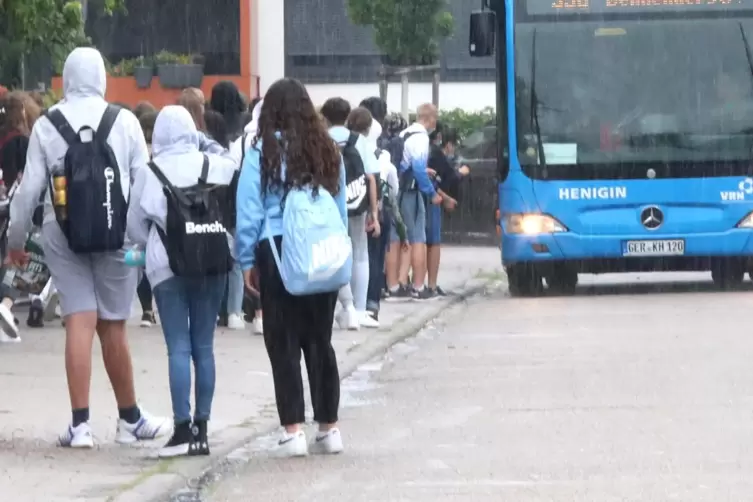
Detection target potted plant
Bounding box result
[132,56,154,89]
[154,51,203,89]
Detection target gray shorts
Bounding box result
[390,190,426,244]
[42,222,137,320]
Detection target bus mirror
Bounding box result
[469,10,496,57]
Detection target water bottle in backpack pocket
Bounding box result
[266,186,352,296]
[45,105,127,253]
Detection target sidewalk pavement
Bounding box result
[0,246,501,502]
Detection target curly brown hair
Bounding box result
[254,78,341,196]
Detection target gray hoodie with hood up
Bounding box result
[126,106,238,289]
[8,47,149,251]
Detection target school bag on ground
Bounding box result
[339,132,369,217]
[45,105,128,253]
[265,185,352,296]
[148,156,232,277]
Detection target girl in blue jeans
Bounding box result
[127,106,239,458]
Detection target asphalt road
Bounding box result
[201,272,753,502]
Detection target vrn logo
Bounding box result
[720,178,753,202]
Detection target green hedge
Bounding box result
[406,107,496,142]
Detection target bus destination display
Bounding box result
[527,0,753,15]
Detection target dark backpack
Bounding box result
[339,132,369,217]
[397,131,423,192]
[46,105,127,253]
[148,156,232,278]
[225,131,249,232]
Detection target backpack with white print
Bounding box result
[339,132,369,217]
[266,185,352,296]
[45,105,127,253]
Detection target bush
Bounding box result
[405,107,496,142]
[439,107,495,142]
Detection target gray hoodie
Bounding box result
[126,105,238,289]
[8,47,149,251]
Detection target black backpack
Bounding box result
[339,132,369,217]
[45,105,127,253]
[225,132,249,232]
[397,131,423,192]
[148,156,232,278]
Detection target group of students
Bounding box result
[0,45,469,459]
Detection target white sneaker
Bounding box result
[359,311,379,329]
[276,429,308,457]
[115,409,171,444]
[0,331,20,343]
[58,422,94,448]
[336,305,360,331]
[252,316,263,335]
[0,303,19,340]
[227,313,246,330]
[310,428,344,455]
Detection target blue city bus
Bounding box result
[470,0,753,296]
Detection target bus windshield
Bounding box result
[514,18,753,167]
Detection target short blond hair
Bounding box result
[416,103,437,121]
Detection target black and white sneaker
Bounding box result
[384,285,412,302]
[412,287,437,301]
[140,311,157,328]
[26,299,44,328]
[158,422,192,458]
[189,420,210,456]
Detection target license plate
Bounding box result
[623,239,685,256]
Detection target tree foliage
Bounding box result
[0,0,124,85]
[347,0,453,67]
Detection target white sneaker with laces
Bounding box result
[115,409,171,444]
[276,429,308,457]
[359,311,379,329]
[252,316,263,335]
[336,305,360,331]
[0,303,19,340]
[58,422,94,448]
[0,331,20,343]
[310,428,344,455]
[227,313,246,330]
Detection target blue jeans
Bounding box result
[153,275,227,423]
[367,216,391,313]
[390,190,426,244]
[227,262,244,314]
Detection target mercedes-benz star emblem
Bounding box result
[641,206,663,230]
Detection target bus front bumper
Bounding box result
[502,230,753,273]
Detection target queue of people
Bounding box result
[0,46,470,459]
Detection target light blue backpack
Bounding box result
[265,186,352,295]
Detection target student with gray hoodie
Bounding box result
[127,105,238,457]
[7,47,170,448]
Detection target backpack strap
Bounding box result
[198,154,209,184]
[240,132,248,168]
[148,161,193,208]
[95,105,120,143]
[44,110,78,146]
[346,131,359,148]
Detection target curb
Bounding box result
[111,275,499,502]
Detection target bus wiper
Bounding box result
[738,23,753,88]
[529,28,547,169]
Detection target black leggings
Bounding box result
[258,236,340,426]
[137,275,153,313]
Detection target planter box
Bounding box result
[157,64,203,89]
[133,66,154,89]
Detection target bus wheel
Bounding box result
[546,267,578,295]
[507,265,544,297]
[711,261,745,290]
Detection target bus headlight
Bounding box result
[505,213,568,235]
[737,212,753,228]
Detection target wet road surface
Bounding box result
[204,272,753,501]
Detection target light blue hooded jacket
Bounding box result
[234,138,347,271]
[126,105,238,289]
